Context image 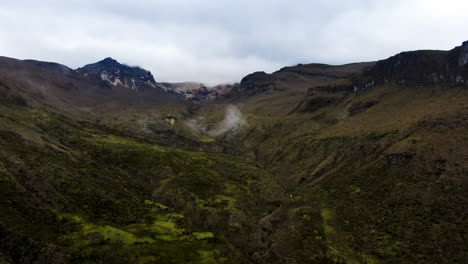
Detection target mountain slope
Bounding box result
[203,42,468,263]
[219,82,468,263]
[0,98,285,263]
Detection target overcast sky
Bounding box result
[0,0,467,84]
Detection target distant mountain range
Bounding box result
[6,40,468,107]
[29,57,233,101]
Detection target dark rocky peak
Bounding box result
[458,41,468,66]
[99,57,119,66]
[76,57,158,91]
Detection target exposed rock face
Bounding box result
[459,41,468,66]
[76,57,160,91]
[358,50,449,86]
[307,84,353,95]
[179,85,212,102]
[161,82,235,102]
[351,40,468,91]
[385,153,413,167]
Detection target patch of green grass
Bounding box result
[197,196,237,211]
[321,208,334,237]
[199,136,216,143]
[350,185,362,194]
[59,207,229,263]
[193,232,215,240]
[198,250,225,264]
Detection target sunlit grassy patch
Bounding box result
[193,232,214,240]
[86,133,167,152]
[321,208,334,236]
[198,136,216,143]
[197,196,238,212]
[57,207,228,263]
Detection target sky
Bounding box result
[0,0,467,85]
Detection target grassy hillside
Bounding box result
[210,81,468,263]
[0,100,285,263]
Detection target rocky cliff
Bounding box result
[76,57,162,91]
[352,41,468,91]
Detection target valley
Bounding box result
[0,41,467,264]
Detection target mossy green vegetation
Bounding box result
[56,202,224,263]
[0,105,282,263]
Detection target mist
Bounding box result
[186,105,247,137]
[208,105,247,136]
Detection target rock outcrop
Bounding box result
[351,40,468,91]
[76,57,161,91]
[458,41,468,66]
[161,82,236,102]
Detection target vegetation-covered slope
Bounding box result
[210,76,468,263]
[0,100,284,263]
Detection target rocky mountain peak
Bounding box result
[101,57,118,63]
[76,58,158,91]
[96,57,121,67]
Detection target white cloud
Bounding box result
[0,0,467,85]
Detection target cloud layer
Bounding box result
[1,0,467,84]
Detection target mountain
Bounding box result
[0,56,186,110]
[0,42,467,264]
[76,57,164,91]
[235,62,375,95]
[74,58,233,101]
[233,41,468,99]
